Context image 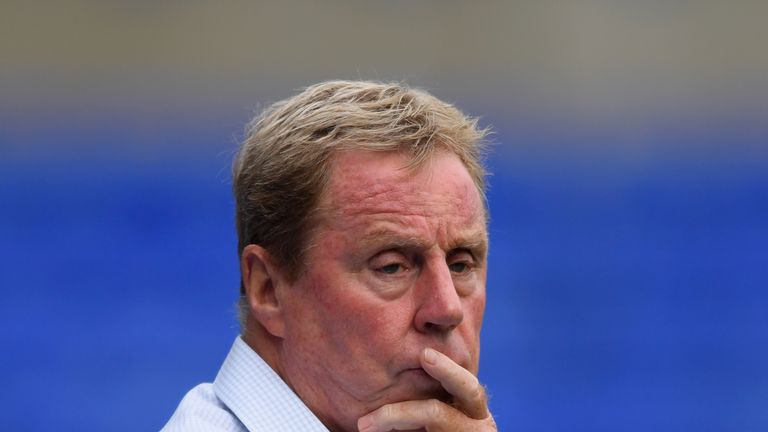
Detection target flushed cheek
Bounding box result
[460,296,486,371]
[327,302,412,383]
[300,272,419,384]
[333,301,410,359]
[317,326,405,399]
[468,292,486,323]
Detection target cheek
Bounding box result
[461,294,487,370]
[327,302,417,386]
[330,296,412,353]
[462,282,487,322]
[468,275,487,325]
[303,277,405,356]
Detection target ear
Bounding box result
[241,244,287,338]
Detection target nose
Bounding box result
[413,261,464,334]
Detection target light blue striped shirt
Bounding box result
[162,336,330,431]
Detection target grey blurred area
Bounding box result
[2,0,767,159]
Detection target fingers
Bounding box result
[357,348,495,432]
[357,399,459,432]
[357,398,497,432]
[420,348,489,420]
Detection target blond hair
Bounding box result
[233,80,489,290]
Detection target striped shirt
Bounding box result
[161,336,330,432]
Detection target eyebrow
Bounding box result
[448,236,489,265]
[359,228,489,261]
[448,237,489,257]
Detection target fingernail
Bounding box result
[357,415,373,432]
[424,347,438,365]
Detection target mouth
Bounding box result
[399,368,452,403]
[403,367,431,378]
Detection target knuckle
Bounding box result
[427,398,443,418]
[468,380,485,402]
[467,374,480,391]
[380,403,397,420]
[447,366,461,380]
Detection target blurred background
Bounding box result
[1,1,767,430]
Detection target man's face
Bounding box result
[278,150,488,431]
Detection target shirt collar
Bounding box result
[213,336,330,432]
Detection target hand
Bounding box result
[357,348,497,431]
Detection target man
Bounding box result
[163,80,497,431]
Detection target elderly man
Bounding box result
[163,81,497,431]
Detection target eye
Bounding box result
[370,251,411,278]
[447,250,476,275]
[448,262,470,273]
[379,263,403,274]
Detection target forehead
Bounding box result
[319,150,486,233]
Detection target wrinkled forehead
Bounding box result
[318,150,487,227]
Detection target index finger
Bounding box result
[420,348,489,420]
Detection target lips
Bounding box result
[392,343,473,401]
[398,349,469,376]
[403,367,431,379]
[425,345,472,370]
[399,365,437,384]
[398,367,451,402]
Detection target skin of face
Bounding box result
[276,150,488,432]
